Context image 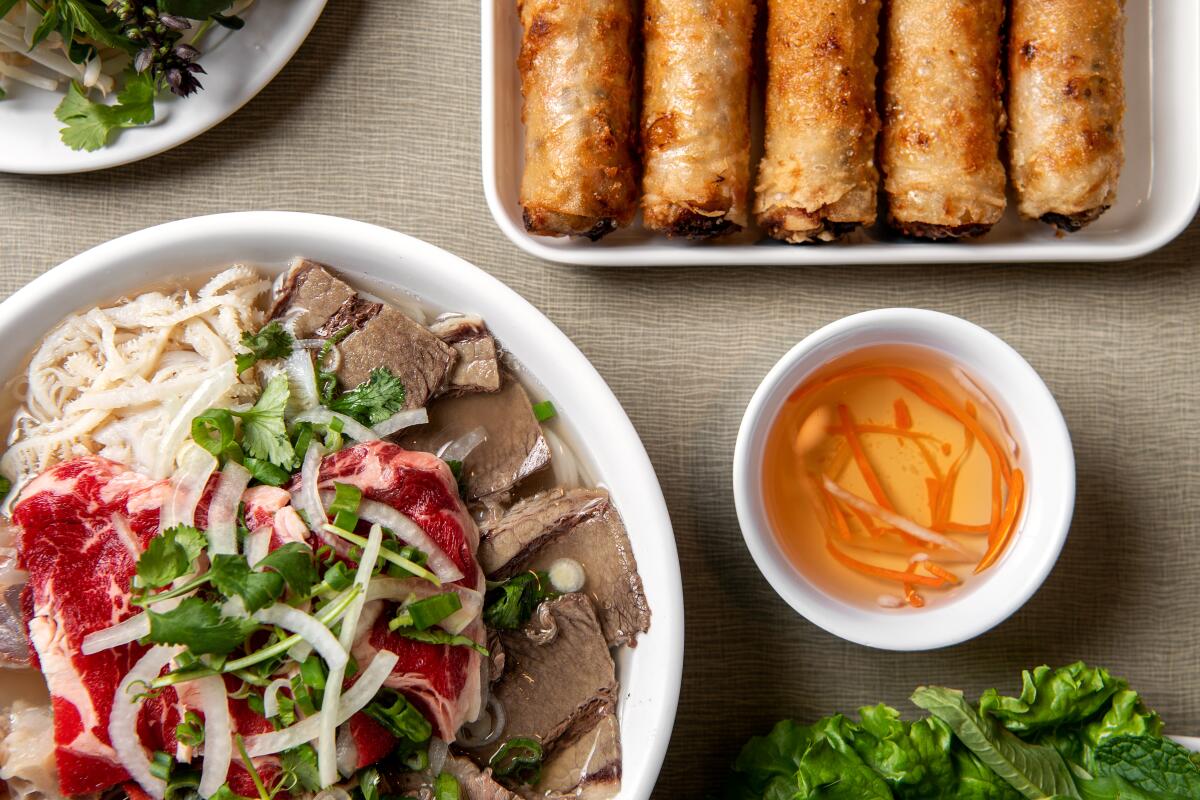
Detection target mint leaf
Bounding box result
[236,322,294,374]
[1092,735,1200,798]
[328,367,406,426]
[912,686,1081,799]
[137,525,206,589]
[210,554,284,613]
[145,597,257,655]
[234,373,294,469]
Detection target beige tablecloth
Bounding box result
[2,3,1199,796]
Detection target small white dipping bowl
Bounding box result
[733,308,1075,651]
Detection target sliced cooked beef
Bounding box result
[402,379,551,501]
[0,582,29,668]
[468,594,616,766]
[520,713,620,800]
[481,489,650,648]
[270,260,456,409]
[269,258,358,338]
[430,315,502,395]
[444,754,518,800]
[337,306,456,408]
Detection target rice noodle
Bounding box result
[342,497,464,583]
[293,410,376,444]
[110,645,181,799]
[1,267,266,484]
[371,408,428,438]
[193,675,232,798]
[208,461,251,556]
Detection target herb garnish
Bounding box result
[328,367,407,426]
[236,322,294,374]
[483,571,555,630]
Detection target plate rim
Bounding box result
[0,211,685,800]
[0,0,327,175]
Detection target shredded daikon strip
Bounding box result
[821,476,974,557]
[193,675,232,798]
[161,443,217,531]
[2,267,267,484]
[110,645,181,799]
[241,650,398,758]
[293,410,377,444]
[208,461,251,555]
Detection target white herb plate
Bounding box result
[0,212,685,800]
[482,0,1200,266]
[0,0,325,174]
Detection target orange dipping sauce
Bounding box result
[761,345,1024,610]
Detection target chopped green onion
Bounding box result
[393,593,462,631]
[358,766,382,800]
[531,400,557,422]
[324,415,345,450]
[381,539,429,579]
[323,561,354,591]
[389,626,488,656]
[150,751,174,782]
[489,737,544,785]
[328,483,363,532]
[322,523,440,586]
[434,773,461,800]
[363,690,432,743]
[192,409,237,461]
[444,459,463,481]
[290,423,315,470]
[175,711,204,748]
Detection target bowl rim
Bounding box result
[0,211,684,800]
[732,308,1076,651]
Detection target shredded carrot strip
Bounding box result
[820,485,854,541]
[894,398,913,430]
[826,536,945,587]
[925,477,940,522]
[976,468,1025,573]
[936,427,974,526]
[924,562,961,584]
[903,562,925,607]
[837,405,896,511]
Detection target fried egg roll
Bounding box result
[881,0,1007,239]
[518,0,638,240]
[641,0,756,239]
[755,0,882,243]
[1008,0,1125,232]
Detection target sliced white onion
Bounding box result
[110,645,180,799]
[283,348,321,416]
[352,498,464,583]
[436,426,486,463]
[253,604,347,671]
[294,441,327,534]
[428,737,448,775]
[548,558,585,594]
[335,725,357,778]
[152,361,236,479]
[161,443,217,532]
[288,639,313,664]
[208,461,251,556]
[263,678,293,719]
[365,577,482,635]
[821,476,974,557]
[82,612,150,655]
[242,651,399,758]
[371,407,428,438]
[319,523,381,787]
[194,675,232,798]
[457,696,507,749]
[245,528,271,567]
[543,428,581,489]
[293,410,377,444]
[314,787,353,800]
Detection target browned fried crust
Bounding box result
[518,0,638,239]
[890,220,995,241]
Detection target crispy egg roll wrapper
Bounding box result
[754,0,882,243]
[641,0,756,239]
[518,0,638,240]
[881,0,1007,239]
[1009,0,1125,232]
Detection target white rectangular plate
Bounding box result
[482,0,1200,267]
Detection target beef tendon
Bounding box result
[641,0,756,239]
[881,0,1007,239]
[755,0,882,243]
[517,0,639,240]
[1008,0,1125,232]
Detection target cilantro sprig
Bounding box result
[236,322,294,375]
[55,73,155,152]
[328,367,407,426]
[191,373,294,480]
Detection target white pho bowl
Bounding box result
[732,308,1075,651]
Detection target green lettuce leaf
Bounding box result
[728,719,815,800]
[979,663,1125,735]
[912,686,1080,799]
